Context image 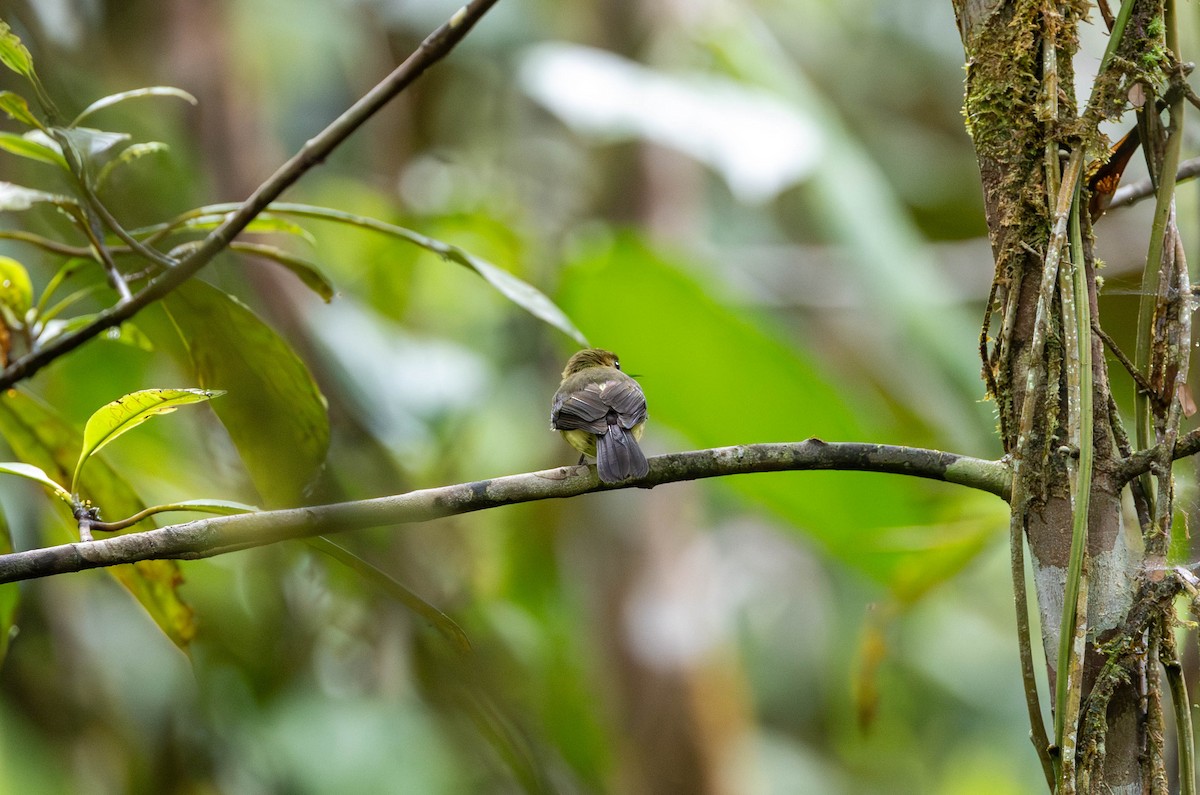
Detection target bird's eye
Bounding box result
[614,359,621,370]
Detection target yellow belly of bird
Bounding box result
[560,423,645,459]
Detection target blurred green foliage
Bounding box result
[0,0,1053,792]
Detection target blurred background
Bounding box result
[0,0,1193,793]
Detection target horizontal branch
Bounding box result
[1117,425,1200,484]
[1109,155,1200,211]
[0,441,1008,584]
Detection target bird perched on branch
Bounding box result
[550,348,649,483]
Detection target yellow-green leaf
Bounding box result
[0,461,72,504]
[0,256,32,317]
[0,22,34,79]
[0,132,67,168]
[72,388,225,493]
[0,91,41,129]
[0,391,196,649]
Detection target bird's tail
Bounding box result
[596,423,649,483]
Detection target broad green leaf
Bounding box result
[72,388,225,493]
[0,391,196,649]
[0,181,74,211]
[0,132,67,168]
[163,281,330,506]
[70,86,198,128]
[0,91,41,129]
[229,242,334,302]
[0,256,32,316]
[0,461,72,504]
[95,141,168,188]
[0,506,19,668]
[0,22,34,79]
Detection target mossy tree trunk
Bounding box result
[954,0,1194,791]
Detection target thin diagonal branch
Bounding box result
[0,0,502,390]
[0,441,1009,584]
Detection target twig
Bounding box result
[1093,320,1157,397]
[0,0,503,390]
[1108,156,1200,210]
[0,441,1010,584]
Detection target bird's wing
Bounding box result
[604,379,648,429]
[551,384,611,433]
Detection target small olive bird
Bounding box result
[551,348,649,483]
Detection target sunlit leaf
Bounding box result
[0,181,75,211]
[0,461,72,504]
[95,141,169,188]
[163,281,330,506]
[26,127,130,167]
[72,388,225,493]
[0,391,196,649]
[146,498,259,516]
[0,22,34,79]
[0,256,33,317]
[70,86,198,127]
[229,242,334,302]
[0,132,67,168]
[0,91,41,129]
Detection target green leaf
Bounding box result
[72,388,225,493]
[95,141,168,188]
[163,281,330,506]
[0,132,67,168]
[70,86,198,127]
[0,390,196,649]
[0,22,34,79]
[0,181,75,211]
[49,316,154,352]
[229,242,335,302]
[0,461,72,504]
[153,202,587,344]
[167,212,317,245]
[0,91,42,129]
[0,255,33,317]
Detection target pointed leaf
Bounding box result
[95,141,169,188]
[0,91,42,129]
[72,388,225,492]
[0,391,196,649]
[70,86,198,127]
[163,281,330,506]
[0,22,34,79]
[229,242,334,302]
[0,181,75,211]
[0,132,67,168]
[0,461,72,504]
[271,203,586,343]
[148,498,259,516]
